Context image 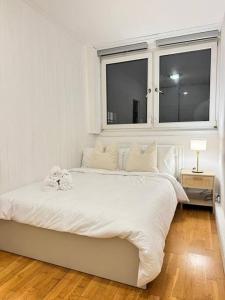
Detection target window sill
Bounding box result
[99,127,218,137]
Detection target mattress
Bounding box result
[0,168,188,286]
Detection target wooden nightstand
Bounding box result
[180,169,215,212]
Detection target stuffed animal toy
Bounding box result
[44,166,73,190]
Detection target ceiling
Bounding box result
[31,0,225,47]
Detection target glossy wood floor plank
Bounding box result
[0,207,224,299]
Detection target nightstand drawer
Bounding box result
[182,175,214,189]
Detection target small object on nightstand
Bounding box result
[180,169,215,213]
[190,140,207,173]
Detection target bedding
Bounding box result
[157,146,176,176]
[81,144,178,176]
[125,144,158,172]
[88,142,118,170]
[82,146,123,169]
[0,168,188,287]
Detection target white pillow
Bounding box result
[120,145,176,175]
[88,142,118,170]
[81,147,93,168]
[82,146,124,169]
[125,144,158,172]
[118,147,129,170]
[157,145,176,176]
[81,144,177,176]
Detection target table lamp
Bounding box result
[190,140,207,173]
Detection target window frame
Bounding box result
[153,41,217,129]
[101,51,153,130]
[101,41,218,131]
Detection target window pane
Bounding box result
[159,49,211,123]
[106,59,148,124]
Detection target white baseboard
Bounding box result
[215,203,225,271]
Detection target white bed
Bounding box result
[0,167,188,288]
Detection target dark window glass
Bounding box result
[159,49,211,123]
[106,59,148,124]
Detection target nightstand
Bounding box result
[180,169,215,212]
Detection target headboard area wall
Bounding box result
[96,131,219,176]
[0,0,94,194]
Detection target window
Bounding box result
[106,59,148,124]
[101,53,152,129]
[101,42,217,130]
[154,42,217,128]
[159,49,211,123]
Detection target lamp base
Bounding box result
[192,170,204,173]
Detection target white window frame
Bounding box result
[153,41,217,129]
[101,52,153,130]
[101,41,218,131]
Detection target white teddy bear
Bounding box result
[44,166,73,191]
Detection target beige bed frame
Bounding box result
[0,220,145,288]
[0,146,184,289]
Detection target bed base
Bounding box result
[0,220,145,289]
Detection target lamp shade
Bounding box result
[190,140,207,151]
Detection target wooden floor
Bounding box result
[0,207,224,300]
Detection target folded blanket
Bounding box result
[44,166,73,191]
[59,169,73,191]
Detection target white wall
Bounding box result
[97,131,219,176]
[85,47,101,134]
[0,0,93,193]
[215,15,225,271]
[0,0,220,197]
[218,15,225,211]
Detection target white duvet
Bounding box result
[0,168,188,287]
